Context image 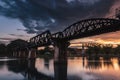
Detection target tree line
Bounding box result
[0,39,120,57]
[86,44,120,56]
[0,39,28,57]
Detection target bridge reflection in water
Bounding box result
[0,57,120,80]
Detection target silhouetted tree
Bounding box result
[115,45,120,55]
[0,44,7,56]
[102,44,113,54]
[86,45,101,55]
[7,39,28,56]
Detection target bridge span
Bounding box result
[27,18,120,62]
[14,8,120,62]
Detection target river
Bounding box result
[0,57,119,80]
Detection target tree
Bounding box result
[0,44,7,56]
[102,44,113,55]
[7,39,28,56]
[86,45,101,55]
[115,45,120,55]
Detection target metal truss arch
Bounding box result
[62,18,120,40]
[28,18,120,48]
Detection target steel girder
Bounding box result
[29,18,120,47]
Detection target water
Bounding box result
[0,57,120,80]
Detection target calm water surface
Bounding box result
[0,57,120,80]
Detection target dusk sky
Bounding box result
[0,0,120,44]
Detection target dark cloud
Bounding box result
[0,38,15,44]
[0,38,15,41]
[17,29,25,31]
[0,40,9,44]
[0,0,117,34]
[9,34,29,37]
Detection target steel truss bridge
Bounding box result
[15,8,120,60]
[29,18,120,48]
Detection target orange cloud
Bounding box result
[71,31,120,45]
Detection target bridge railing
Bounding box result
[52,32,63,39]
[29,30,52,47]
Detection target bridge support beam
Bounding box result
[54,40,69,63]
[28,48,37,59]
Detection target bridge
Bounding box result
[15,8,120,62]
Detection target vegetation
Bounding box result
[0,39,54,58]
[37,46,54,58]
[86,44,120,57]
[0,38,120,58]
[0,44,7,56]
[0,39,28,57]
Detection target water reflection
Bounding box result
[86,57,102,69]
[0,58,53,80]
[44,58,50,69]
[0,57,120,80]
[35,57,120,80]
[54,61,67,80]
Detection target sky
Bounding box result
[0,0,120,44]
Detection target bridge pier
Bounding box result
[28,48,37,59]
[54,40,69,63]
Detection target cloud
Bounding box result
[17,29,25,31]
[89,31,120,42]
[0,37,15,44]
[70,31,120,44]
[0,0,117,34]
[9,34,29,37]
[0,38,15,41]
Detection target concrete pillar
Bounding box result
[28,48,37,59]
[54,41,68,80]
[54,40,69,63]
